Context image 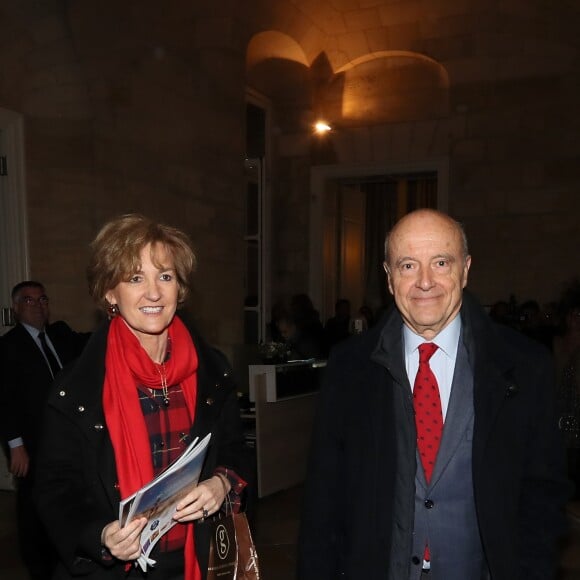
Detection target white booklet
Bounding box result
[118,432,212,571]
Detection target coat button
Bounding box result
[411,556,421,565]
[59,390,66,397]
[215,382,221,388]
[223,371,229,377]
[94,424,104,430]
[78,406,85,413]
[114,482,119,490]
[206,397,214,406]
[505,383,519,398]
[424,499,434,509]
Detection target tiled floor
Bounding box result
[2,484,580,579]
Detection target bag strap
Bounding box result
[216,472,234,516]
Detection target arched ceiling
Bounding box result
[247,32,309,69]
[242,0,429,73]
[242,1,455,126]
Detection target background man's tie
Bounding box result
[38,331,61,378]
[413,342,442,564]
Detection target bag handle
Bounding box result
[216,472,234,516]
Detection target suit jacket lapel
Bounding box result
[429,335,474,488]
[14,323,53,376]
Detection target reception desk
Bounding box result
[247,360,326,497]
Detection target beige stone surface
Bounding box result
[0,0,579,347]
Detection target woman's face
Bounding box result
[106,243,179,347]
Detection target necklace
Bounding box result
[157,362,170,407]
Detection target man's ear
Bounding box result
[462,255,472,288]
[383,262,394,295]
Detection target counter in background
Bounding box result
[246,360,326,497]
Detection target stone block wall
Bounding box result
[0,1,250,355]
[1,0,579,350]
[255,0,580,313]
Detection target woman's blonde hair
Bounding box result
[87,214,197,310]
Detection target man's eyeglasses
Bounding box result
[19,295,49,306]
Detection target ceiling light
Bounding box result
[314,121,331,134]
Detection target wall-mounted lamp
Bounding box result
[314,121,332,134]
[310,120,336,163]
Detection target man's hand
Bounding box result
[10,445,29,478]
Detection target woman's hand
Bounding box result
[173,475,230,523]
[101,517,147,561]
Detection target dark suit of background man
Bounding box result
[298,209,571,580]
[0,281,89,580]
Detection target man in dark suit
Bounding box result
[0,280,89,580]
[298,209,571,579]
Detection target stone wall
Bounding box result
[251,0,580,312]
[0,1,250,355]
[1,0,579,352]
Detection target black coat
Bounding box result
[298,292,571,580]
[0,321,88,459]
[34,317,252,580]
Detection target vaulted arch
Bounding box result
[246,31,309,70]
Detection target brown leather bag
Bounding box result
[207,512,260,580]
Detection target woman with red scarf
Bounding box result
[34,214,252,579]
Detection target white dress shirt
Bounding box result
[403,314,461,421]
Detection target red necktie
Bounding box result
[413,342,442,563]
[413,342,442,482]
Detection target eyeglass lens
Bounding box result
[22,295,49,305]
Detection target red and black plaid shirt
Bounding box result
[137,381,246,552]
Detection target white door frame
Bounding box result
[0,107,28,490]
[0,107,29,332]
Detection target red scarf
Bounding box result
[104,315,200,580]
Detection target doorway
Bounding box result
[311,159,449,322]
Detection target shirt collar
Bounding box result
[21,322,46,339]
[403,314,461,359]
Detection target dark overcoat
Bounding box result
[34,316,251,580]
[298,291,570,579]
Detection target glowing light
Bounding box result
[314,121,332,134]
